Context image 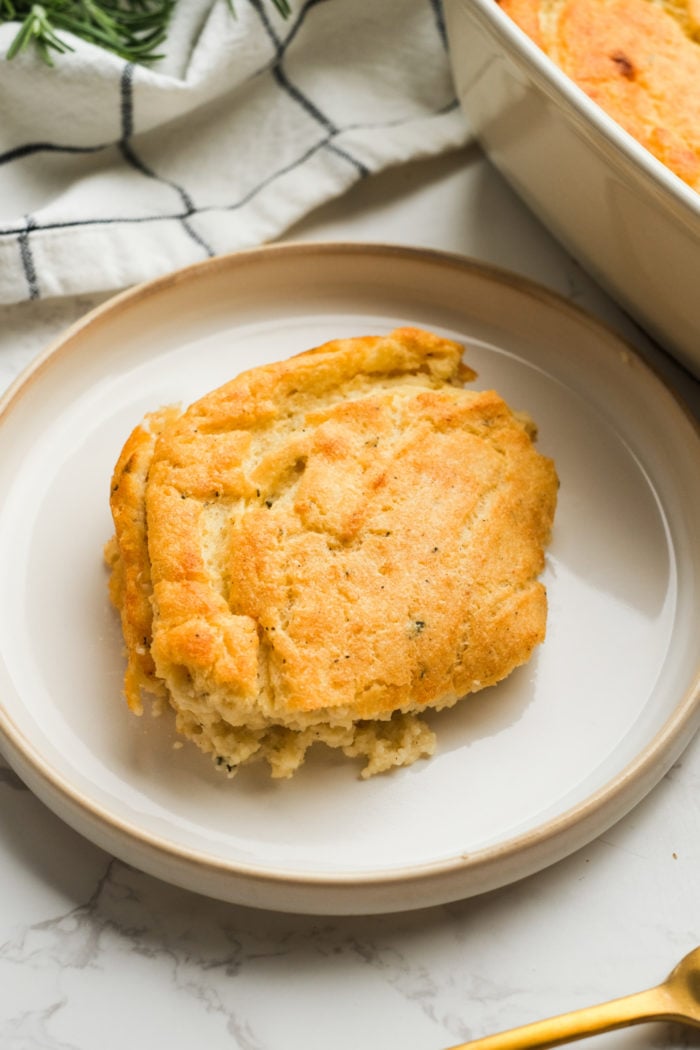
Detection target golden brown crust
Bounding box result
[106,406,179,712]
[499,0,700,190]
[106,327,558,777]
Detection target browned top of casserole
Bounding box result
[499,0,700,190]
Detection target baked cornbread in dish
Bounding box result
[105,327,558,779]
[498,0,700,190]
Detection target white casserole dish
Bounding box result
[444,0,700,379]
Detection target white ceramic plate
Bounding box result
[0,243,698,915]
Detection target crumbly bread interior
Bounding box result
[498,0,700,190]
[105,328,558,778]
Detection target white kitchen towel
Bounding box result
[0,0,470,304]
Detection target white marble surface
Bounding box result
[1,143,699,1050]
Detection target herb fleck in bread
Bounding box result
[105,327,558,778]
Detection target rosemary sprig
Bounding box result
[4,4,74,63]
[2,0,291,66]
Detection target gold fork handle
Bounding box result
[446,986,679,1050]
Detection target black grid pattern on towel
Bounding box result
[0,0,458,301]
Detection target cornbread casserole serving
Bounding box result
[105,328,558,779]
[498,0,700,191]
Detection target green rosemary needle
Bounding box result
[1,0,291,66]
